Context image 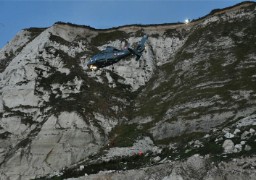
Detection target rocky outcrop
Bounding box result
[0,2,256,179]
[64,155,256,180]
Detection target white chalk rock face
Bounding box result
[1,112,102,179]
[0,116,27,135]
[30,112,99,167]
[222,140,235,153]
[2,81,40,108]
[0,30,34,60]
[93,113,118,135]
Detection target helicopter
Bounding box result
[86,35,148,70]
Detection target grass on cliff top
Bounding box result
[25,28,46,41]
[91,30,129,46]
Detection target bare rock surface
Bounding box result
[66,155,256,180]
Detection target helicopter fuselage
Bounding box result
[86,35,148,70]
[87,47,131,70]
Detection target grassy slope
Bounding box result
[134,7,256,141]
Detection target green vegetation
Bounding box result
[194,1,256,22]
[149,131,224,162]
[91,31,129,46]
[155,132,205,145]
[150,33,160,38]
[108,124,151,147]
[49,34,71,46]
[25,27,46,39]
[134,13,256,134]
[134,29,145,37]
[0,58,12,73]
[35,154,152,180]
[54,21,96,30]
[0,132,11,139]
[164,28,187,39]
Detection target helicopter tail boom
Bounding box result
[128,48,142,60]
[128,35,148,61]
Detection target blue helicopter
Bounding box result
[87,35,148,70]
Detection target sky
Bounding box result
[0,0,252,48]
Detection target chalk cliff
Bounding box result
[0,2,256,179]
